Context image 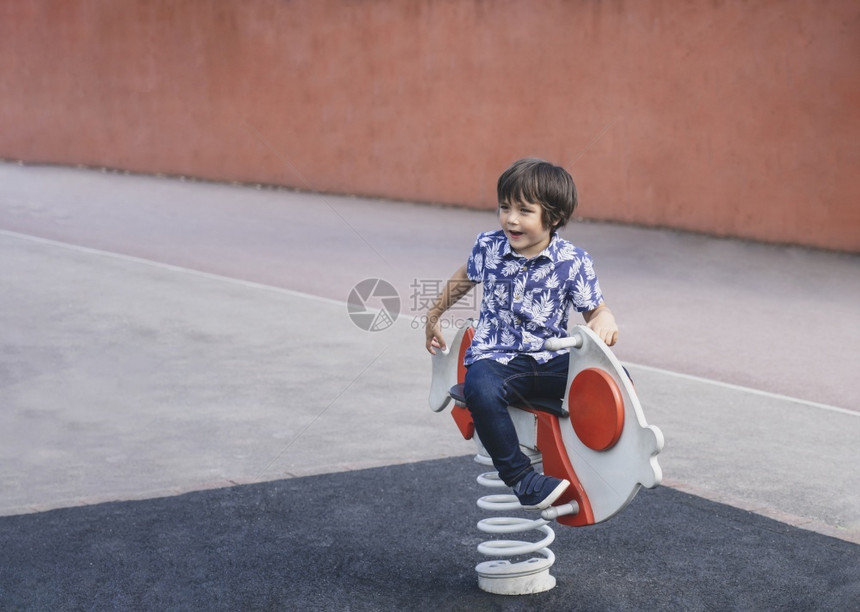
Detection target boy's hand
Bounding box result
[425,316,447,354]
[584,305,619,347]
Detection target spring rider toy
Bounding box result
[429,321,664,595]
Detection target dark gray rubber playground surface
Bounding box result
[1,164,858,610]
[2,457,857,611]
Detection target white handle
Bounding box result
[543,333,583,351]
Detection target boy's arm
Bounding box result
[425,264,476,354]
[583,303,619,347]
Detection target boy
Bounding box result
[424,158,619,510]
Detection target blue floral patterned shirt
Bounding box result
[464,230,604,365]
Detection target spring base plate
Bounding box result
[476,549,556,595]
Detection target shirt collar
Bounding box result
[501,231,561,262]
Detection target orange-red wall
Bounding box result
[1,1,858,251]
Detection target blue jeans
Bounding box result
[463,354,570,487]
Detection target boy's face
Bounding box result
[498,199,552,259]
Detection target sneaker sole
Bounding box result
[520,479,570,511]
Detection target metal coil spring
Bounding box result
[472,452,558,595]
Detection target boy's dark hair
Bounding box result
[496,158,578,231]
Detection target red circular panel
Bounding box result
[568,368,624,451]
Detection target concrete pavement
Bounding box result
[0,163,858,609]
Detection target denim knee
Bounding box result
[463,360,509,417]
